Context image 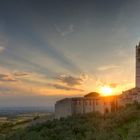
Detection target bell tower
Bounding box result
[136,42,140,88]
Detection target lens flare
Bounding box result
[100,86,113,96]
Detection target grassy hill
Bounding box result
[1,103,140,140]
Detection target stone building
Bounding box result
[119,43,140,106]
[136,42,140,88]
[119,88,140,106]
[55,42,140,119]
[55,93,118,119]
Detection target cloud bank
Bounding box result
[48,83,84,92]
[57,75,83,86]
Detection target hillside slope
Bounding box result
[1,104,140,140]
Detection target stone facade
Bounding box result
[55,94,118,119]
[118,43,140,106]
[119,88,140,106]
[136,43,140,88]
[55,90,140,119]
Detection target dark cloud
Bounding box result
[14,72,29,77]
[57,75,83,86]
[0,71,30,82]
[0,74,17,82]
[48,83,84,92]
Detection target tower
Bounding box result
[136,42,140,88]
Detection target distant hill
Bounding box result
[0,106,54,117]
[1,103,140,140]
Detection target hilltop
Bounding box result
[1,103,140,140]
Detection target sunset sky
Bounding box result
[0,0,139,107]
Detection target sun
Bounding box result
[99,86,113,96]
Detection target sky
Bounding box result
[0,0,140,107]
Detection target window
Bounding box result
[78,101,81,105]
[137,58,140,62]
[96,100,98,105]
[104,108,109,113]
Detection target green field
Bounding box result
[0,113,53,138]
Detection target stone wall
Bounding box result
[55,96,118,118]
[55,98,73,119]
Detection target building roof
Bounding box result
[123,87,140,93]
[84,92,100,98]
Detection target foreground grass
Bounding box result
[1,104,140,140]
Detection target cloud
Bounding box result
[109,83,119,88]
[14,72,29,77]
[54,24,74,36]
[80,73,89,81]
[97,65,120,71]
[48,83,84,92]
[0,71,29,82]
[0,46,5,53]
[0,74,17,82]
[57,75,83,86]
